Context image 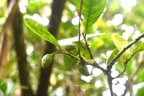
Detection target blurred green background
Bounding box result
[0,0,144,96]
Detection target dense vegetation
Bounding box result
[0,0,144,96]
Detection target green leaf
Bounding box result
[78,59,90,76]
[134,42,144,53]
[112,33,130,59]
[63,44,76,51]
[74,42,90,59]
[0,78,7,94]
[112,33,129,52]
[24,18,60,47]
[136,86,144,96]
[75,0,107,30]
[134,69,144,83]
[64,54,77,68]
[125,59,133,76]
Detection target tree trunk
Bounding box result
[36,0,66,96]
[12,0,34,96]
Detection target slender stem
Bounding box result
[63,51,80,61]
[105,33,144,96]
[78,18,81,58]
[113,53,135,79]
[78,0,83,58]
[82,33,93,59]
[122,53,144,96]
[87,60,107,74]
[107,33,144,71]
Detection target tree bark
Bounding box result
[36,0,66,96]
[0,0,18,77]
[12,1,34,96]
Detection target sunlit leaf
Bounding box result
[24,18,60,47]
[112,33,129,52]
[75,0,107,30]
[134,42,144,53]
[112,33,130,60]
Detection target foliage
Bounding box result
[24,18,60,48]
[1,0,144,96]
[75,0,107,31]
[0,78,7,95]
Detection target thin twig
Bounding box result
[78,0,83,58]
[82,33,93,59]
[87,60,107,74]
[107,33,144,71]
[113,53,135,79]
[113,64,127,79]
[77,0,83,21]
[78,15,81,57]
[105,33,144,96]
[63,51,80,61]
[77,0,93,59]
[122,52,144,96]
